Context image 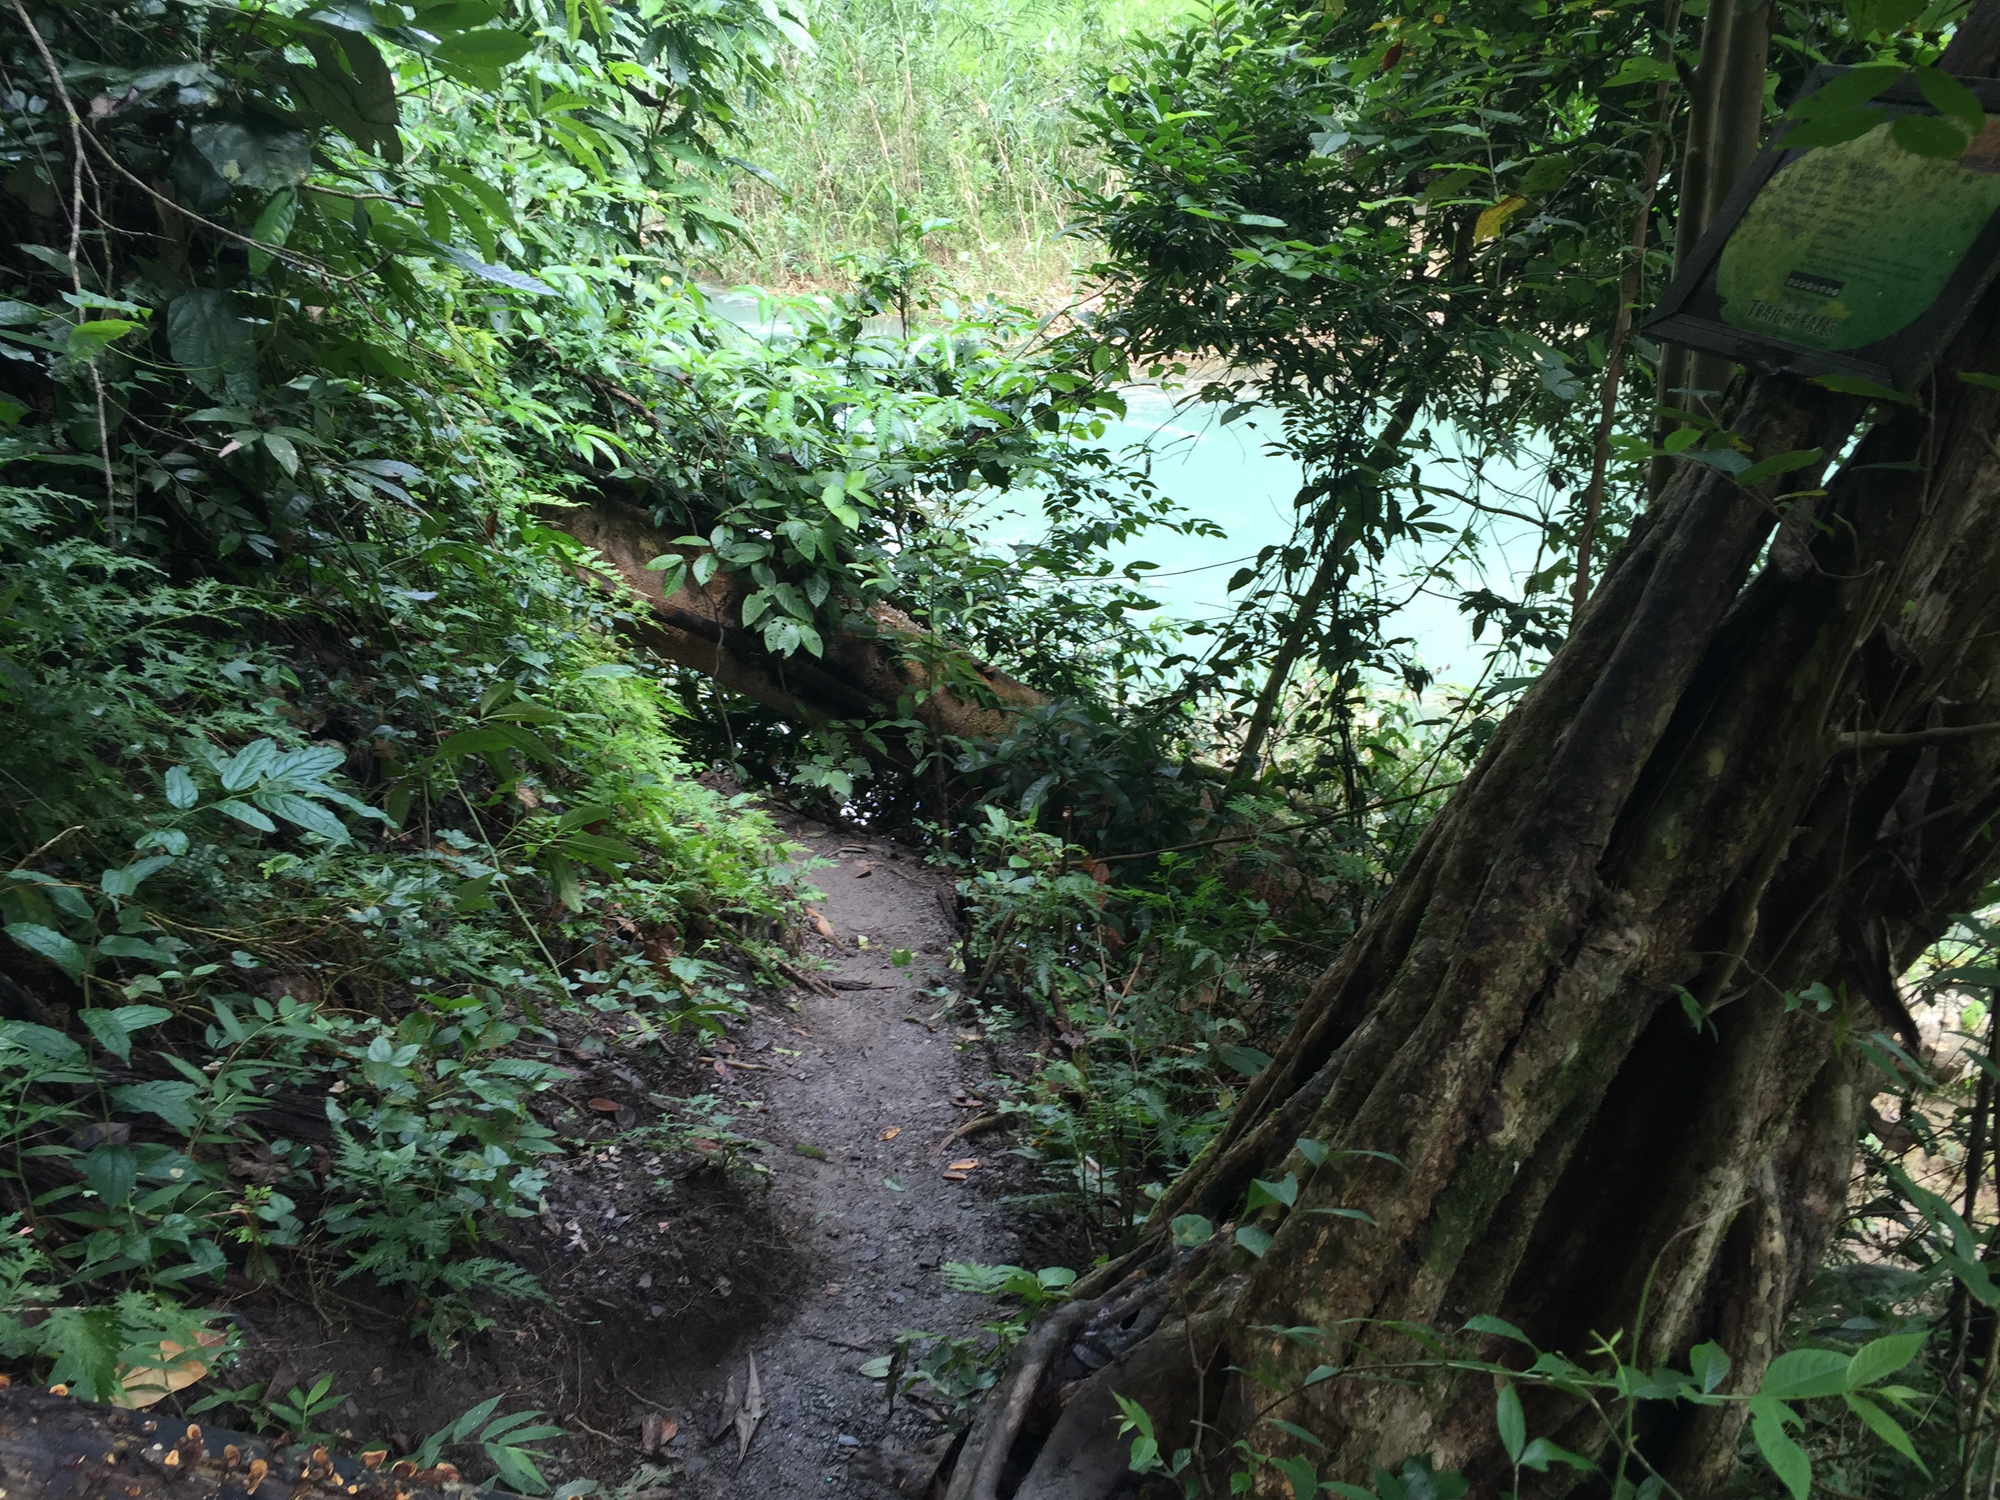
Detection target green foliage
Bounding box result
[711,0,1194,297]
[0,0,905,1380]
[862,1259,1078,1414]
[264,1375,351,1445]
[415,1396,569,1495]
[1112,1314,1933,1499]
[0,0,1187,1422]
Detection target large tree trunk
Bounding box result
[944,60,2000,1500]
[551,496,1047,741]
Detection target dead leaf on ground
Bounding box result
[942,1170,969,1182]
[638,1413,679,1458]
[588,1098,620,1113]
[877,1126,900,1141]
[947,1158,980,1172]
[805,907,835,939]
[113,1329,227,1409]
[727,1353,765,1465]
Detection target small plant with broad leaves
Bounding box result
[413,1397,567,1496]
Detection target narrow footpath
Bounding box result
[673,815,1023,1498]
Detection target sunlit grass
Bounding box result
[706,0,1196,305]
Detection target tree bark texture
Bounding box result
[0,1386,489,1500]
[944,235,2000,1500]
[550,496,1047,742]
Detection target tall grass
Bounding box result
[708,0,1189,302]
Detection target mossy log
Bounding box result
[0,1386,490,1500]
[550,496,1047,741]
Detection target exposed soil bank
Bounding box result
[171,813,1021,1500]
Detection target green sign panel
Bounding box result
[1646,68,2000,392]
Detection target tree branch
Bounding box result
[1835,722,2000,752]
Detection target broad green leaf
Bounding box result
[1605,55,1674,86]
[1735,448,1822,486]
[1812,374,1917,405]
[1846,1332,1924,1388]
[1518,1436,1592,1472]
[270,745,345,781]
[255,791,350,842]
[109,1081,198,1128]
[1760,1347,1851,1400]
[1264,1419,1325,1450]
[1295,1137,1327,1166]
[218,739,278,792]
[168,290,259,405]
[189,120,310,192]
[1495,1381,1525,1463]
[1781,107,1889,150]
[1843,1391,1928,1472]
[1269,1453,1316,1499]
[1689,1340,1731,1393]
[415,0,504,31]
[435,245,555,295]
[1246,1173,1298,1209]
[1788,64,1903,118]
[6,922,85,977]
[1750,1398,1810,1500]
[79,1008,161,1064]
[68,320,140,359]
[249,189,298,275]
[164,766,199,809]
[264,432,300,477]
[86,1143,137,1206]
[1216,1043,1272,1076]
[288,29,402,161]
[1169,1214,1214,1246]
[1917,66,1985,133]
[214,799,278,833]
[1464,1314,1533,1345]
[431,27,535,80]
[545,852,582,913]
[1893,110,1971,159]
[1235,1224,1273,1257]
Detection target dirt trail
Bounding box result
[672,815,1019,1498]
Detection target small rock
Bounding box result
[837,1434,861,1448]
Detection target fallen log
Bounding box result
[549,496,1046,740]
[0,1385,493,1500]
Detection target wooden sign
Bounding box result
[1644,66,2000,392]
